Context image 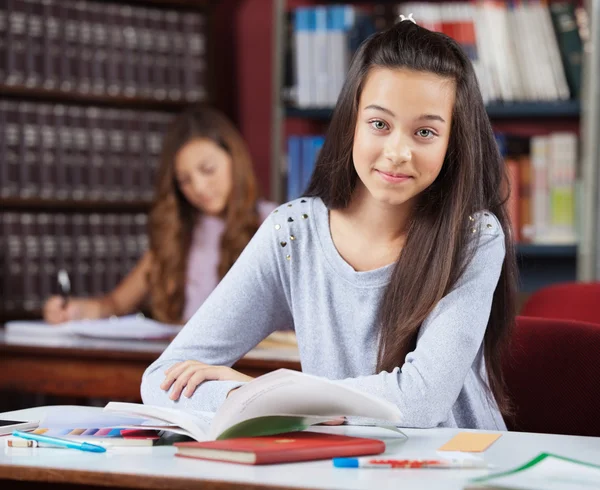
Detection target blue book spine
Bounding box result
[287,136,302,201]
[309,136,325,188]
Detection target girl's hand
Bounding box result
[161,361,253,400]
[43,297,102,324]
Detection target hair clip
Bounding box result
[399,13,416,24]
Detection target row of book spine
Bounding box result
[0,0,207,101]
[285,130,579,246]
[0,212,148,313]
[286,135,324,201]
[287,1,584,108]
[400,1,583,103]
[499,131,579,245]
[0,99,173,201]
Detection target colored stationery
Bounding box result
[438,432,502,452]
[23,427,159,447]
[12,430,106,453]
[333,457,490,469]
[6,439,76,449]
[175,432,385,465]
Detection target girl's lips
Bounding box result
[376,169,412,183]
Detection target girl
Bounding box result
[43,105,277,325]
[142,18,518,429]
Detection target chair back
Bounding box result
[503,316,600,437]
[521,282,600,325]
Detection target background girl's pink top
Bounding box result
[182,200,277,321]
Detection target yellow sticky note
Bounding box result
[438,432,501,452]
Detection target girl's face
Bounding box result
[352,67,455,210]
[174,138,233,216]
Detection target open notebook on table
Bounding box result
[4,315,182,340]
[4,316,298,344]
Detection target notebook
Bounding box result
[4,315,182,340]
[466,452,600,489]
[174,431,385,465]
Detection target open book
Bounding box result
[105,369,403,441]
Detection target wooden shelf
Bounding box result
[127,0,211,8]
[0,84,197,111]
[0,198,153,212]
[285,101,581,121]
[516,244,577,258]
[485,100,581,118]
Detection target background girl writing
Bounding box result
[43,106,276,325]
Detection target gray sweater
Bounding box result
[141,197,507,430]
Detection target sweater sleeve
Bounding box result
[332,214,506,428]
[140,211,292,412]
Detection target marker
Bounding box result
[333,457,490,469]
[12,430,106,453]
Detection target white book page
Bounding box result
[4,316,182,340]
[104,402,213,442]
[209,369,402,440]
[4,320,75,337]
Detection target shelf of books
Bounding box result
[273,0,584,293]
[0,0,211,321]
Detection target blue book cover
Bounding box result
[287,136,302,201]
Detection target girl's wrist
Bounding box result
[97,295,119,318]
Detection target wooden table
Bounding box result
[0,330,301,401]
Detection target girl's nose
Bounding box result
[384,136,411,163]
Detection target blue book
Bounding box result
[287,136,302,201]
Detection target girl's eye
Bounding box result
[417,129,435,138]
[370,120,388,131]
[199,165,216,175]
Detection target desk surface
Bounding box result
[2,407,599,490]
[0,330,301,363]
[0,330,301,401]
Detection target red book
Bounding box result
[174,432,385,465]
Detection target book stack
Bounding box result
[498,132,579,245]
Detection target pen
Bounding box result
[57,269,71,308]
[333,457,490,469]
[12,430,106,453]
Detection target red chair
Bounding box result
[521,282,600,325]
[502,316,600,437]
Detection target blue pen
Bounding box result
[12,430,106,453]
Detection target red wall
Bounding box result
[213,0,274,199]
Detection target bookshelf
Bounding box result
[0,0,213,321]
[270,0,590,294]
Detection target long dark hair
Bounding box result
[305,21,517,415]
[149,105,260,324]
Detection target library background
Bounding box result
[1,1,600,349]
